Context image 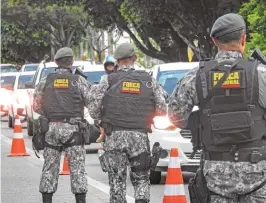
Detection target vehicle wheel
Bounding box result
[27,118,34,136]
[149,170,162,184]
[8,115,13,128]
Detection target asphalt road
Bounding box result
[1,117,192,203]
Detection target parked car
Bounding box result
[21,63,39,72]
[0,64,17,73]
[7,71,35,128]
[148,62,200,184]
[0,72,18,116]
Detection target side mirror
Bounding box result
[25,81,33,89]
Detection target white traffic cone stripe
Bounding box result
[163,184,186,196]
[14,132,23,139]
[14,118,21,126]
[168,157,181,168]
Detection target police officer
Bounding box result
[168,13,266,203]
[88,43,167,203]
[33,47,91,203]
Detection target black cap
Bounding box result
[210,13,246,38]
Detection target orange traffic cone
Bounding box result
[163,148,187,203]
[8,115,29,157]
[60,154,70,175]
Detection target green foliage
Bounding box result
[239,0,266,56]
[1,0,89,62]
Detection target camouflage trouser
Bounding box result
[204,160,266,203]
[103,131,151,203]
[39,122,87,194]
[107,152,150,203]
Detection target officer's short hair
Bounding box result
[56,56,73,68]
[215,28,246,44]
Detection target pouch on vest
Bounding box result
[210,111,253,145]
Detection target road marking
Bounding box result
[0,134,135,202]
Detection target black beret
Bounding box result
[210,13,246,38]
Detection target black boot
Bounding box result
[135,200,147,203]
[42,193,53,203]
[75,193,86,203]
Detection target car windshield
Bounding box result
[24,65,38,72]
[84,71,105,83]
[18,75,34,89]
[1,65,17,73]
[157,70,189,95]
[0,76,16,89]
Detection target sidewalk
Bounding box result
[1,139,109,203]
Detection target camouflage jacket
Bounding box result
[168,51,266,127]
[33,68,91,116]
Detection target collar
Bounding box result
[55,67,72,74]
[215,51,243,61]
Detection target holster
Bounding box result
[102,122,113,136]
[150,142,163,170]
[32,129,45,151]
[78,121,91,145]
[188,167,210,203]
[187,110,202,158]
[32,118,46,157]
[40,116,49,134]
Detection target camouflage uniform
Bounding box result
[89,64,167,203]
[33,68,91,195]
[168,51,266,203]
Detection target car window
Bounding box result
[0,76,16,89]
[40,67,57,80]
[157,70,188,95]
[0,65,17,73]
[18,75,34,89]
[24,65,38,72]
[40,66,87,81]
[84,71,105,83]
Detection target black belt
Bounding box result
[205,145,266,163]
[49,118,82,124]
[112,126,148,134]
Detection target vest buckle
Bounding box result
[248,105,255,110]
[203,109,211,116]
[230,145,239,162]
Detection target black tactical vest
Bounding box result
[43,73,84,120]
[196,59,266,152]
[101,70,155,130]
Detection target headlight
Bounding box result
[153,115,177,131]
[16,96,29,105]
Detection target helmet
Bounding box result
[104,55,116,66]
[103,55,116,74]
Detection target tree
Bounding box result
[2,0,89,61]
[81,0,247,62]
[239,0,266,55]
[1,0,50,63]
[82,27,121,63]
